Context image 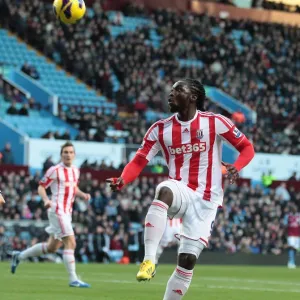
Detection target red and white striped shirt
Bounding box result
[168,218,182,228]
[137,111,245,204]
[39,162,80,215]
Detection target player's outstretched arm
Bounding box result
[38,185,52,209]
[107,121,161,191]
[0,191,5,205]
[75,188,91,201]
[106,154,148,191]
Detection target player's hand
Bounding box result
[43,199,52,209]
[106,177,124,191]
[0,193,5,205]
[221,162,239,184]
[83,193,91,202]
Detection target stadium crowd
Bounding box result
[1,1,300,155]
[0,166,299,262]
[259,0,300,13]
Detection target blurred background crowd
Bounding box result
[1,0,300,264]
[0,164,299,262]
[1,0,300,154]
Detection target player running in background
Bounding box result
[11,142,91,288]
[155,218,182,265]
[284,204,300,269]
[107,78,255,299]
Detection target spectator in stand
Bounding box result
[1,143,14,164]
[288,172,298,182]
[93,225,110,263]
[21,62,40,80]
[275,183,291,202]
[21,63,31,77]
[19,103,29,116]
[59,129,71,140]
[6,101,18,115]
[42,156,54,174]
[262,171,275,187]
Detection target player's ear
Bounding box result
[190,94,197,103]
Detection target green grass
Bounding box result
[0,262,300,300]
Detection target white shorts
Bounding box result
[46,211,74,241]
[288,237,300,249]
[155,179,218,247]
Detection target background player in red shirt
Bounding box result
[107,78,255,299]
[284,204,300,269]
[11,142,91,288]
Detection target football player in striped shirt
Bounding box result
[107,79,255,299]
[11,142,91,288]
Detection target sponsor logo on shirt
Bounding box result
[168,142,206,155]
[233,127,242,138]
[139,141,145,150]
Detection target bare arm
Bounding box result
[75,187,91,201]
[38,185,51,209]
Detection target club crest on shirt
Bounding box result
[196,129,203,140]
[233,127,242,138]
[40,177,47,183]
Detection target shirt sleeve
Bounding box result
[39,166,57,189]
[215,114,245,149]
[136,123,161,162]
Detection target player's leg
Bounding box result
[155,244,165,265]
[137,180,187,281]
[163,238,204,299]
[11,210,63,274]
[287,237,297,269]
[155,222,169,265]
[62,234,90,287]
[163,196,217,299]
[11,236,62,274]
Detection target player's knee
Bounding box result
[47,244,58,253]
[178,253,196,269]
[157,186,173,207]
[67,239,76,250]
[178,253,197,270]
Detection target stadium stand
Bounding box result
[1,0,300,267]
[1,1,300,154]
[0,165,299,262]
[259,0,300,13]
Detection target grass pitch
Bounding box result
[0,262,299,300]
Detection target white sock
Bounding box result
[144,200,168,264]
[63,249,78,282]
[155,244,164,264]
[19,243,48,260]
[163,266,193,300]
